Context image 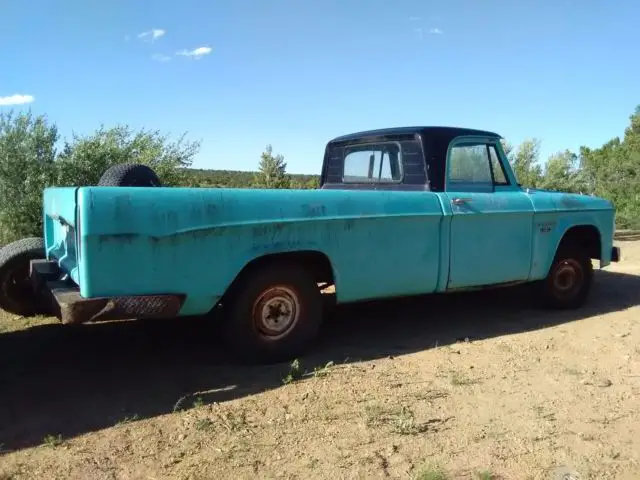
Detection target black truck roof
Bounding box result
[328,126,501,145]
[322,126,503,192]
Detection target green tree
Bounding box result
[0,111,59,244]
[252,144,291,188]
[500,139,514,162]
[304,177,319,189]
[539,149,581,192]
[579,106,640,228]
[0,110,200,244]
[182,168,319,189]
[53,125,199,187]
[510,138,543,188]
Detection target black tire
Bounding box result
[98,163,161,187]
[0,237,48,316]
[223,263,324,364]
[535,244,593,309]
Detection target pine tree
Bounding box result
[252,144,291,189]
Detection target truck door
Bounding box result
[444,138,535,288]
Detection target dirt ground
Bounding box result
[1,239,640,480]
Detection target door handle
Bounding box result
[451,197,472,205]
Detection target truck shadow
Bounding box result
[0,268,638,452]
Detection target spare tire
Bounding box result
[0,237,48,316]
[98,163,161,187]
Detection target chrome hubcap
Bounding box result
[253,286,300,340]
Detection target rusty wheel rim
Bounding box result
[252,286,300,340]
[552,258,584,299]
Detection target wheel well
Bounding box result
[226,250,335,297]
[558,225,601,259]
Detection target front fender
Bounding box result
[530,216,612,281]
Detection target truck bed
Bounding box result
[43,186,448,317]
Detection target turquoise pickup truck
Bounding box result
[0,126,620,363]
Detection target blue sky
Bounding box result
[1,0,638,174]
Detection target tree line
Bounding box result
[502,105,640,229]
[0,106,638,245]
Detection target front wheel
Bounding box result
[223,264,323,364]
[535,245,593,309]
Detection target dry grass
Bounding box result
[1,240,640,479]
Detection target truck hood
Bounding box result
[526,188,614,211]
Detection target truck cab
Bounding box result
[321,126,618,288]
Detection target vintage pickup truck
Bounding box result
[0,126,621,363]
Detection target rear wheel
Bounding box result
[223,264,323,364]
[0,237,48,316]
[98,163,161,187]
[535,245,593,309]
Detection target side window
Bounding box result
[448,142,510,188]
[488,145,509,185]
[343,142,402,183]
[449,144,492,184]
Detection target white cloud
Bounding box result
[152,53,172,62]
[0,94,35,106]
[137,29,166,42]
[176,46,212,59]
[429,27,443,35]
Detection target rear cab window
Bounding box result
[342,142,403,183]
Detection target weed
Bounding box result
[564,367,582,376]
[42,434,63,448]
[313,360,335,378]
[363,404,388,428]
[392,406,429,435]
[578,431,596,441]
[414,390,449,402]
[282,358,305,385]
[364,404,449,435]
[476,470,497,480]
[173,395,188,412]
[173,393,202,412]
[414,464,448,480]
[450,371,480,386]
[194,418,215,432]
[217,409,249,432]
[116,414,139,426]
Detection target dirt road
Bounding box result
[1,239,639,479]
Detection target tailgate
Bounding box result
[43,187,80,286]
